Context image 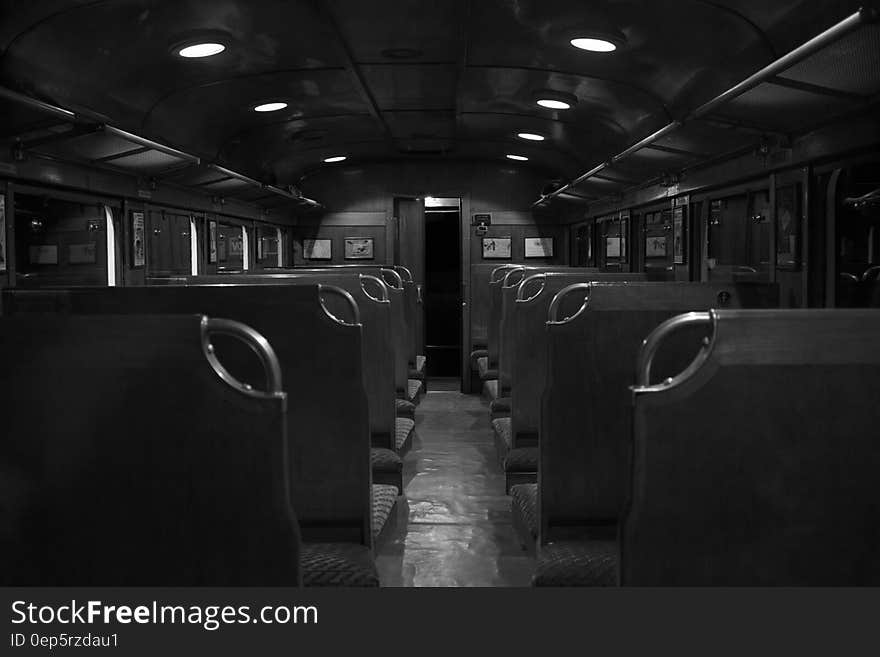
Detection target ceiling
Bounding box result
[0,0,877,207]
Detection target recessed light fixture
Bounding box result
[534,90,578,111]
[177,42,226,58]
[517,132,545,141]
[254,102,288,113]
[323,156,347,163]
[570,37,617,52]
[506,154,529,161]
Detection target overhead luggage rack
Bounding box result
[0,84,321,210]
[536,8,880,206]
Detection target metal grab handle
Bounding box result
[840,272,860,283]
[318,284,361,326]
[379,267,404,290]
[416,284,423,305]
[502,267,528,288]
[634,312,713,389]
[359,274,389,303]
[517,273,547,302]
[490,264,520,283]
[200,316,284,398]
[861,265,880,282]
[394,265,414,282]
[547,283,591,324]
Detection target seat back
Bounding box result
[625,309,880,584]
[0,314,299,585]
[4,285,371,545]
[509,272,646,447]
[541,282,779,541]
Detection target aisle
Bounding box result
[375,384,535,586]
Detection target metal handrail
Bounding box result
[359,274,390,303]
[534,8,877,206]
[317,284,361,326]
[490,264,521,283]
[547,283,591,325]
[200,316,284,399]
[517,273,547,302]
[633,312,713,389]
[379,267,404,290]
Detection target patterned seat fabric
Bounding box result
[371,447,402,474]
[482,379,499,401]
[300,543,380,587]
[504,447,538,473]
[371,483,399,540]
[406,378,423,403]
[533,539,619,587]
[476,357,498,381]
[511,483,538,540]
[491,417,512,449]
[396,417,415,450]
[490,397,511,414]
[410,354,426,380]
[396,398,416,419]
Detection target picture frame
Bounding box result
[303,238,332,260]
[208,220,217,263]
[524,236,554,258]
[132,211,145,268]
[645,235,667,258]
[344,237,374,260]
[482,236,511,259]
[0,194,6,273]
[29,244,58,265]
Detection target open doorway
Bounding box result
[424,197,462,387]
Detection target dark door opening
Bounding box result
[424,199,462,380]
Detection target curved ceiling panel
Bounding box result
[144,70,369,158]
[0,0,340,128]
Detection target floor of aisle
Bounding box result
[375,382,535,586]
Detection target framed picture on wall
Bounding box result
[132,211,145,268]
[482,236,511,259]
[208,220,217,263]
[672,207,686,264]
[344,237,373,260]
[524,236,554,258]
[0,194,6,273]
[303,238,332,260]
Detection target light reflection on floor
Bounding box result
[375,388,535,587]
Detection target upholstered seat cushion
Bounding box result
[396,417,415,450]
[372,483,399,540]
[504,447,538,473]
[490,397,511,414]
[396,398,416,418]
[371,447,402,474]
[491,417,512,449]
[532,539,619,587]
[482,379,499,401]
[476,356,498,381]
[511,483,538,540]
[406,378,423,403]
[300,543,380,587]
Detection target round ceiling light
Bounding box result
[177,42,226,58]
[323,156,347,163]
[534,90,578,111]
[506,154,529,161]
[254,102,288,113]
[570,37,618,52]
[517,132,545,141]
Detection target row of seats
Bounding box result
[0,264,426,586]
[474,264,880,585]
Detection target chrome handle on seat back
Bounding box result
[633,311,714,391]
[359,274,389,303]
[318,284,361,326]
[547,283,592,325]
[394,265,414,283]
[861,265,880,282]
[502,267,528,288]
[490,264,520,283]
[200,316,285,399]
[379,268,404,290]
[517,273,547,302]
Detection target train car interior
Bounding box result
[1,1,879,588]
